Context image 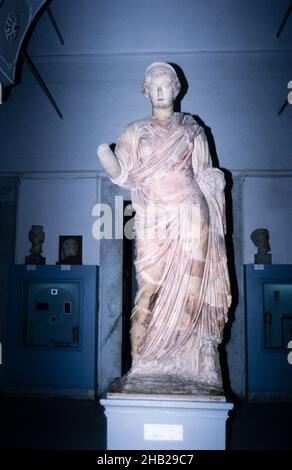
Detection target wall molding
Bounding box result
[1,169,292,180]
[29,49,292,63]
[0,170,106,179]
[2,387,95,400]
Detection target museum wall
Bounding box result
[243,176,292,264]
[15,177,100,265]
[0,0,291,173]
[0,0,291,396]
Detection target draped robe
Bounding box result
[111,113,231,388]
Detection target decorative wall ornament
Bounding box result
[5,12,19,41]
[0,1,63,118]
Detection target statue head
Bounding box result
[142,62,181,107]
[29,225,45,246]
[61,238,78,261]
[250,228,271,255]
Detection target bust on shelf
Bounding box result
[250,228,272,264]
[25,224,46,265]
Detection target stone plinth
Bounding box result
[100,393,233,450]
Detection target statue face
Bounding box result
[148,73,174,109]
[258,234,270,252]
[61,239,78,260]
[29,227,44,245]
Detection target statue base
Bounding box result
[254,253,272,264]
[25,255,46,265]
[108,374,224,399]
[100,378,233,450]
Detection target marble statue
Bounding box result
[250,228,272,264]
[25,224,46,265]
[97,62,231,395]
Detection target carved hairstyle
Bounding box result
[250,228,270,251]
[142,62,181,100]
[29,225,45,244]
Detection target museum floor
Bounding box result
[0,397,291,450]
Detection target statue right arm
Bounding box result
[97,143,122,179]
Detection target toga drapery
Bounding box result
[111,113,231,387]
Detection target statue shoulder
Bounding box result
[116,118,149,149]
[121,117,150,134]
[182,114,201,130]
[181,114,204,139]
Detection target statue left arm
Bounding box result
[191,127,212,173]
[192,129,227,235]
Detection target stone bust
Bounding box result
[25,224,46,265]
[250,228,272,264]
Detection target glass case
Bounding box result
[6,265,98,393]
[263,283,292,350]
[245,264,292,400]
[23,280,81,348]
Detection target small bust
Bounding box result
[250,228,272,264]
[25,224,46,265]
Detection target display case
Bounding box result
[262,282,292,350]
[244,264,292,400]
[5,264,98,396]
[23,280,81,348]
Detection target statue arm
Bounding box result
[192,129,225,193]
[191,128,211,174]
[97,144,122,179]
[192,129,227,235]
[98,125,136,189]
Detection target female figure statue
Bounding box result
[98,62,231,394]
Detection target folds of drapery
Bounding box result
[109,114,231,365]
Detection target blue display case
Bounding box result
[244,264,292,400]
[23,279,81,349]
[4,265,98,397]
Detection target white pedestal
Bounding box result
[100,395,233,450]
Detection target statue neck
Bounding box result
[152,105,174,122]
